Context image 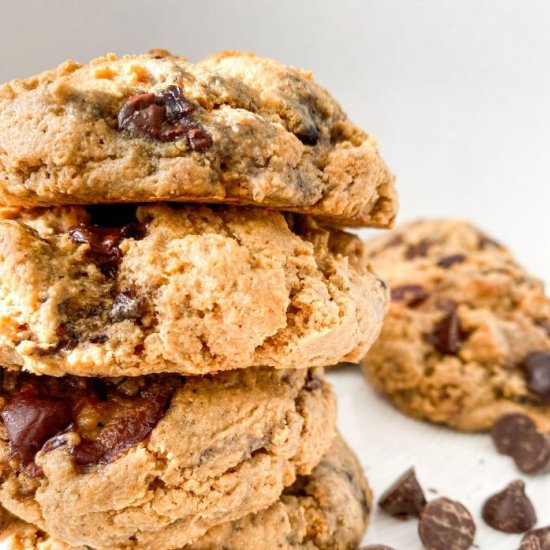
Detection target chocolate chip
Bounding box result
[406,239,433,259]
[482,480,537,533]
[492,413,537,455]
[72,390,170,466]
[117,85,212,148]
[391,284,429,307]
[425,310,463,355]
[534,318,550,337]
[379,467,426,519]
[418,498,476,550]
[1,390,72,466]
[384,235,403,249]
[521,526,550,550]
[295,123,320,146]
[303,372,323,391]
[437,254,466,268]
[69,223,143,277]
[519,352,550,403]
[109,292,145,323]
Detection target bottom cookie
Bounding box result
[0,435,371,550]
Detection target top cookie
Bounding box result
[0,51,397,227]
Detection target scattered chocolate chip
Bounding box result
[117,85,212,148]
[418,497,476,550]
[534,318,550,337]
[519,352,550,403]
[437,254,466,268]
[492,414,537,455]
[379,467,426,519]
[391,284,429,307]
[295,123,320,146]
[406,239,434,259]
[521,526,550,550]
[109,292,145,323]
[71,390,170,466]
[69,222,143,277]
[1,390,72,466]
[482,480,537,533]
[425,310,463,355]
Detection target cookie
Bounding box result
[0,203,387,377]
[0,366,336,549]
[0,435,371,550]
[361,219,550,432]
[0,51,396,227]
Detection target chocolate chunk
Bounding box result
[379,467,426,519]
[521,526,550,550]
[519,352,550,403]
[418,497,476,550]
[437,254,466,268]
[72,391,170,466]
[425,310,463,355]
[391,284,429,307]
[1,390,72,466]
[534,318,550,337]
[491,413,537,455]
[482,480,537,533]
[406,239,433,259]
[69,223,143,277]
[118,85,212,148]
[109,292,145,323]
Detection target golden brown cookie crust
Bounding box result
[0,367,336,549]
[0,52,396,227]
[0,435,370,550]
[362,219,550,432]
[0,203,387,377]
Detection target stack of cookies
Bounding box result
[0,51,397,549]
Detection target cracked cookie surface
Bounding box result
[0,203,387,377]
[0,435,370,550]
[0,51,396,227]
[0,366,336,549]
[361,219,550,432]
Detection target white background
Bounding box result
[1,1,549,548]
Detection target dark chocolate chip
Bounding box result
[117,85,212,148]
[491,413,537,455]
[519,352,550,403]
[510,429,550,474]
[425,310,463,355]
[534,318,550,337]
[109,292,145,323]
[521,526,550,550]
[1,390,72,466]
[482,480,537,533]
[437,254,466,268]
[295,123,320,146]
[379,467,426,519]
[391,284,429,307]
[406,239,434,259]
[418,497,476,550]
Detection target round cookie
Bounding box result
[361,219,550,432]
[0,366,336,549]
[0,203,387,377]
[0,51,396,227]
[0,435,371,550]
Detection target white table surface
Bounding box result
[1,2,549,548]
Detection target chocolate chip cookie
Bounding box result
[0,51,396,227]
[361,220,550,431]
[0,366,336,549]
[0,435,370,550]
[0,203,387,377]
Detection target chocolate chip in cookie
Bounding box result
[437,254,466,268]
[391,284,429,307]
[418,498,476,550]
[425,309,463,355]
[482,480,537,534]
[406,238,434,259]
[379,467,426,519]
[521,526,550,550]
[520,352,550,403]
